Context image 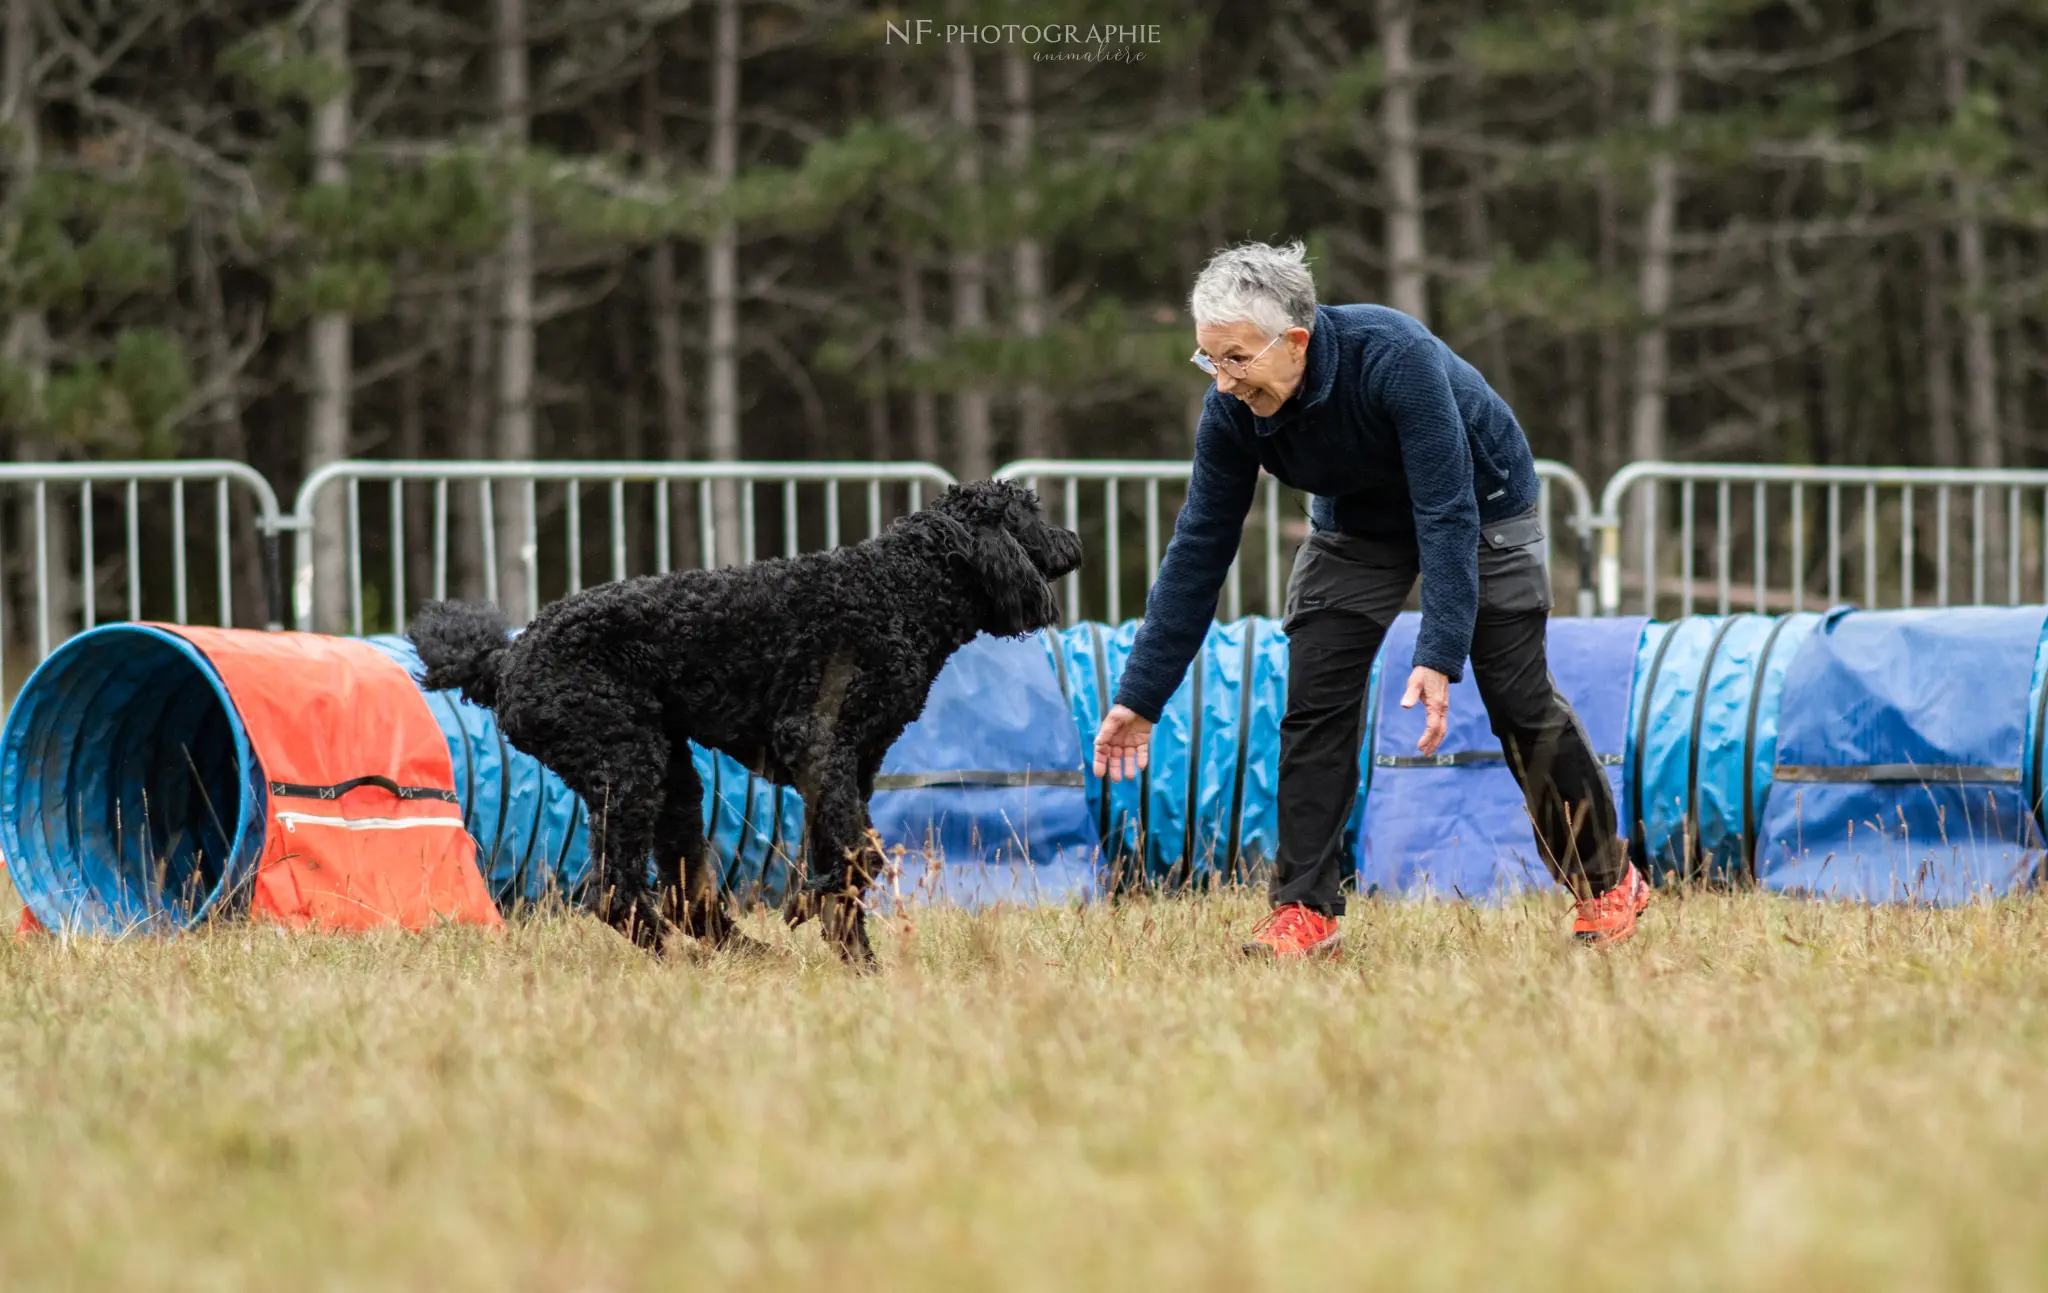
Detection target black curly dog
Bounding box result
[407,478,1083,965]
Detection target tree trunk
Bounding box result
[306,0,351,632]
[1376,0,1427,322]
[704,0,743,564]
[4,0,63,647]
[1921,228,1959,467]
[1003,45,1051,461]
[1943,0,2001,469]
[493,0,536,614]
[1594,65,1625,481]
[457,276,495,601]
[1629,5,1679,469]
[192,223,264,628]
[947,38,993,480]
[643,56,697,567]
[900,253,939,465]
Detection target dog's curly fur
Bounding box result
[407,478,1083,965]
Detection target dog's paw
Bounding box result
[782,886,823,928]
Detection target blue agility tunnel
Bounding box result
[0,625,265,932]
[1624,612,1821,884]
[370,631,1095,913]
[1047,618,1303,891]
[1358,612,1649,899]
[1755,606,2048,903]
[368,635,802,909]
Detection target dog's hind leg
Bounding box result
[651,754,764,954]
[552,728,672,952]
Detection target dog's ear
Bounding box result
[967,524,1059,637]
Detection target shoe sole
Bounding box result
[1241,934,1345,962]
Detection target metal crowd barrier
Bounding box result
[18,456,2048,706]
[0,462,286,708]
[1594,462,2048,618]
[286,460,959,635]
[994,457,1599,623]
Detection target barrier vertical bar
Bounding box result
[523,478,539,618]
[1680,479,1694,617]
[432,479,449,601]
[1064,476,1081,620]
[1716,481,1730,615]
[1902,486,1914,607]
[1264,476,1281,615]
[825,481,840,550]
[173,478,189,628]
[80,484,95,631]
[782,480,798,558]
[655,483,671,574]
[1864,483,1877,609]
[390,479,406,635]
[480,479,499,606]
[699,479,715,567]
[1937,486,1950,607]
[345,479,362,636]
[1753,481,1766,611]
[33,482,49,659]
[126,480,140,620]
[1790,485,1803,612]
[218,479,233,628]
[1826,483,1840,605]
[610,479,627,582]
[1105,477,1121,626]
[567,479,583,596]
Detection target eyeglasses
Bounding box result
[1190,332,1281,380]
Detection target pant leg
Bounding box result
[1465,510,1626,898]
[1272,531,1417,916]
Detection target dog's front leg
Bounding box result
[786,760,883,968]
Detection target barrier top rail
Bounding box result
[1595,460,2048,616]
[288,459,961,633]
[1596,460,2048,524]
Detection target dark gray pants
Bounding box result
[1274,509,1626,915]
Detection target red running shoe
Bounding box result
[1240,903,1344,961]
[1573,865,1651,945]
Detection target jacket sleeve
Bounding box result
[1382,341,1480,682]
[1111,399,1261,722]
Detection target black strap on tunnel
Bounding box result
[1629,618,1685,872]
[1223,621,1259,884]
[1773,764,2021,785]
[1375,751,1624,769]
[1682,615,1743,877]
[267,776,457,803]
[873,770,1086,790]
[1739,613,1799,881]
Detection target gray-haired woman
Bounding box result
[1091,241,1649,958]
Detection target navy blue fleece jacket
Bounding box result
[1113,303,1540,723]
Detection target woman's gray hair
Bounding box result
[1188,240,1318,337]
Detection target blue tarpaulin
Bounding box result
[868,631,1100,908]
[1625,613,1821,882]
[1755,606,2048,902]
[1359,612,1648,899]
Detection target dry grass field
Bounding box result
[0,881,2042,1291]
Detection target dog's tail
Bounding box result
[409,599,515,708]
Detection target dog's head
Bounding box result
[924,478,1085,637]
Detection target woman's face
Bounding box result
[1193,321,1309,418]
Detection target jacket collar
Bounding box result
[1251,305,1337,436]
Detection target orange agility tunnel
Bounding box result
[0,624,501,935]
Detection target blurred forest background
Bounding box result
[3,0,2048,634]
